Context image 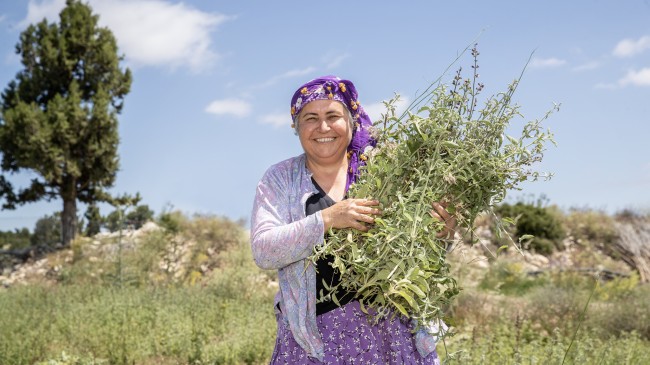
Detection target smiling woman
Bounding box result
[295,100,353,202]
[250,75,448,364]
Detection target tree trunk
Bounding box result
[61,179,77,247]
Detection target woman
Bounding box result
[251,76,454,364]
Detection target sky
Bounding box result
[0,0,649,232]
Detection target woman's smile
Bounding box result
[315,137,336,143]
[297,99,352,167]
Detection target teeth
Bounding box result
[315,137,335,142]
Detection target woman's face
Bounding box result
[296,99,353,168]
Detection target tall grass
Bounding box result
[438,322,650,364]
[0,214,277,365]
[2,213,649,364]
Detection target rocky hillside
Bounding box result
[2,215,645,291]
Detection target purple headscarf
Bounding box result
[290,75,377,191]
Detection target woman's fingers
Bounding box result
[431,202,450,219]
[431,201,457,239]
[322,198,382,231]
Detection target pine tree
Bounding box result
[0,0,132,246]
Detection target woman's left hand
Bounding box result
[430,202,457,239]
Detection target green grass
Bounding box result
[438,322,650,364]
[2,214,649,364]
[0,218,277,365]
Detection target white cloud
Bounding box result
[619,68,650,87]
[205,98,252,118]
[595,67,650,89]
[363,96,410,122]
[530,57,566,69]
[324,53,350,69]
[613,35,650,57]
[19,0,65,27]
[254,66,317,89]
[19,0,229,72]
[0,14,7,24]
[259,112,290,128]
[572,61,600,72]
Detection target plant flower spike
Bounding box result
[312,44,558,332]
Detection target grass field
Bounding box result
[1,214,649,364]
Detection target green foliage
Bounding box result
[84,204,102,236]
[0,0,132,246]
[31,213,62,247]
[565,208,618,247]
[478,261,546,295]
[104,204,154,232]
[1,212,649,364]
[0,227,31,249]
[0,216,276,365]
[588,283,650,340]
[495,201,566,254]
[438,321,650,364]
[157,210,186,235]
[103,210,121,233]
[314,45,557,326]
[126,204,154,229]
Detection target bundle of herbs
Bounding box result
[312,45,558,329]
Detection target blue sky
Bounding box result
[0,0,649,231]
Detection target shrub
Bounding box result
[588,283,650,340]
[495,202,565,254]
[104,204,155,232]
[478,260,545,295]
[157,210,186,234]
[31,213,62,247]
[565,208,618,247]
[525,284,589,335]
[0,227,31,249]
[125,204,154,229]
[84,204,102,236]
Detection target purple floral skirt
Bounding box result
[269,300,440,365]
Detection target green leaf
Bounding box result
[388,297,409,317]
[403,212,414,222]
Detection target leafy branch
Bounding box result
[312,45,558,328]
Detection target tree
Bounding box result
[84,203,102,236]
[104,204,154,232]
[0,0,132,246]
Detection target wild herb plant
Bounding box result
[313,45,558,328]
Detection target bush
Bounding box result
[0,228,31,249]
[588,283,650,340]
[104,204,155,232]
[478,260,545,295]
[495,202,565,254]
[525,284,589,335]
[84,204,102,236]
[0,218,276,365]
[438,320,650,364]
[31,213,62,247]
[565,208,618,247]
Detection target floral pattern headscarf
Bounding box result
[290,75,377,191]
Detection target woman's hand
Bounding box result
[430,202,457,239]
[321,199,382,232]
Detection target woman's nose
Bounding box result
[317,119,330,131]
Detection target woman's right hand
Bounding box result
[321,199,382,232]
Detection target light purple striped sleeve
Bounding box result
[251,166,324,270]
